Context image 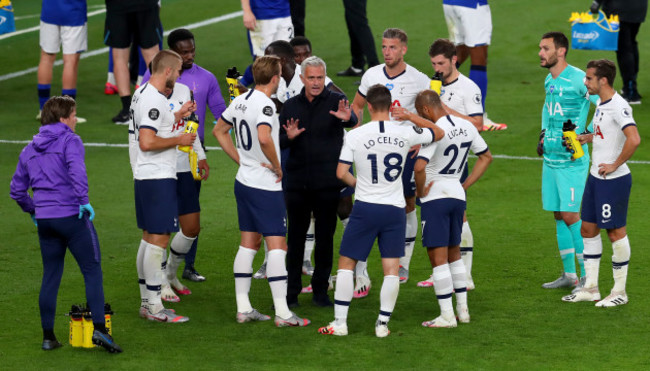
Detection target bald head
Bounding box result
[415,90,442,117]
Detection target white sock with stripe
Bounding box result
[611,236,630,293]
[267,249,291,319]
[334,269,354,325]
[234,246,257,313]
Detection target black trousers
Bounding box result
[343,0,379,69]
[289,0,305,37]
[286,188,339,301]
[617,21,641,94]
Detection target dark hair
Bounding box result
[289,36,311,49]
[415,90,441,115]
[428,38,456,59]
[541,31,569,57]
[587,59,617,86]
[167,28,194,49]
[253,55,281,85]
[266,40,295,58]
[383,28,408,45]
[366,84,392,112]
[41,96,76,125]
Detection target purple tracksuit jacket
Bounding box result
[10,122,89,219]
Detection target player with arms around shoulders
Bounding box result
[318,85,444,337]
[350,28,431,294]
[213,56,310,327]
[538,31,595,290]
[131,50,196,323]
[407,90,492,327]
[562,59,640,307]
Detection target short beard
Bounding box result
[165,78,175,90]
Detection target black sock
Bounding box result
[120,95,131,113]
[43,329,56,341]
[93,323,108,334]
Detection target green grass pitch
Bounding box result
[1,0,650,369]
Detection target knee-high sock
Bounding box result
[556,220,577,276]
[168,230,196,280]
[161,248,168,286]
[399,210,417,269]
[234,246,257,313]
[583,235,602,289]
[143,243,164,313]
[469,65,488,110]
[38,84,51,110]
[611,236,631,293]
[334,269,354,324]
[267,249,291,319]
[340,217,349,231]
[460,221,474,278]
[355,260,368,278]
[261,240,269,265]
[136,239,147,302]
[433,264,454,318]
[378,275,399,323]
[449,259,467,308]
[568,220,585,276]
[303,217,315,262]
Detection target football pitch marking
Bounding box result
[1,139,649,165]
[0,10,243,82]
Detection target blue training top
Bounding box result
[251,0,290,20]
[41,0,87,27]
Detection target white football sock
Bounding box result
[378,275,399,323]
[460,221,474,278]
[304,217,315,262]
[433,264,454,318]
[261,241,269,265]
[355,260,368,278]
[107,72,116,85]
[161,248,168,286]
[450,259,468,307]
[334,269,354,324]
[611,235,630,293]
[583,235,603,289]
[168,230,196,281]
[143,243,165,313]
[266,249,291,319]
[136,239,147,302]
[234,246,257,313]
[399,210,417,269]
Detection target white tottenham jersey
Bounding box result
[358,64,430,126]
[418,115,488,202]
[221,89,282,191]
[167,83,206,173]
[440,73,483,116]
[339,120,435,207]
[276,64,334,103]
[131,82,181,180]
[591,93,636,179]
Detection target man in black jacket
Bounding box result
[280,56,358,307]
[590,0,648,104]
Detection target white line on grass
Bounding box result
[13,4,106,20]
[2,139,650,165]
[0,8,107,41]
[0,10,243,81]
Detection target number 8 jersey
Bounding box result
[417,115,488,202]
[339,120,436,208]
[220,89,282,191]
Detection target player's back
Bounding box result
[343,120,434,207]
[419,115,488,202]
[222,89,281,191]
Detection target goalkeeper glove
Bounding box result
[79,203,95,221]
[537,129,546,156]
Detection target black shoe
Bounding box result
[312,296,333,307]
[42,339,62,351]
[337,66,364,77]
[626,93,642,105]
[112,110,130,125]
[92,330,123,353]
[182,267,206,282]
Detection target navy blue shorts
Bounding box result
[401,150,416,197]
[177,171,201,216]
[235,180,287,236]
[581,173,631,229]
[134,179,179,234]
[421,198,465,248]
[339,201,406,261]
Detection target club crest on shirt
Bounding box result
[149,108,160,120]
[549,85,555,93]
[263,106,274,116]
[412,126,423,134]
[622,107,631,118]
[473,94,482,105]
